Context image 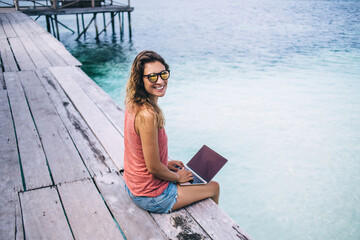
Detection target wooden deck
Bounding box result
[0,9,253,240]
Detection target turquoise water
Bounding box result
[36,0,360,239]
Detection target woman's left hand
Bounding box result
[168,160,185,172]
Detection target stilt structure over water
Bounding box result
[14,0,133,40]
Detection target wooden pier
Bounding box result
[0,9,253,240]
[14,0,133,40]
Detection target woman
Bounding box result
[124,50,220,213]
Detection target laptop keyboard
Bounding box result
[190,172,205,184]
[184,166,205,184]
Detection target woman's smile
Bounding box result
[154,85,164,90]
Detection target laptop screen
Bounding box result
[187,145,228,182]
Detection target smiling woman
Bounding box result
[122,50,220,213]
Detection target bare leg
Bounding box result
[171,181,220,211]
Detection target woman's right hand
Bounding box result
[176,168,193,183]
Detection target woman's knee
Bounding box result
[209,181,220,194]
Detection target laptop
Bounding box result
[179,145,228,186]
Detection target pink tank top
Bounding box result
[123,106,169,197]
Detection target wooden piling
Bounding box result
[50,16,56,38]
[102,13,106,32]
[128,12,132,40]
[54,15,60,40]
[118,12,122,39]
[76,14,80,34]
[111,12,115,34]
[45,15,51,33]
[94,13,99,40]
[81,13,85,33]
[76,15,96,40]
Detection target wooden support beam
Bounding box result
[96,12,118,38]
[94,13,98,40]
[127,11,131,40]
[102,13,106,32]
[81,13,85,33]
[76,14,80,34]
[118,12,121,39]
[110,12,115,34]
[49,15,75,34]
[120,12,124,39]
[45,15,51,33]
[14,0,19,10]
[76,14,96,40]
[54,15,60,40]
[52,0,58,9]
[50,15,56,39]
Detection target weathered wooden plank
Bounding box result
[5,13,28,37]
[31,35,68,67]
[70,66,124,135]
[15,196,24,240]
[8,37,36,71]
[0,89,23,240]
[186,199,253,240]
[58,179,125,240]
[17,70,89,184]
[0,14,16,38]
[5,12,35,36]
[36,68,118,177]
[151,209,211,240]
[94,172,167,240]
[20,187,73,240]
[0,90,23,192]
[13,12,47,35]
[0,22,6,39]
[0,38,19,72]
[19,36,52,69]
[0,188,17,240]
[0,68,5,90]
[50,66,124,170]
[5,72,53,190]
[41,34,82,67]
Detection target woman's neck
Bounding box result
[150,96,158,104]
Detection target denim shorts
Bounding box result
[125,182,178,214]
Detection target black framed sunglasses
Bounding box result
[143,70,170,83]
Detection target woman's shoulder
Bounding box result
[133,105,158,129]
[136,107,156,121]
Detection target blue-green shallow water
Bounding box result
[35,0,360,239]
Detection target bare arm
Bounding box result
[135,109,192,183]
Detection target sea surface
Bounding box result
[35,0,360,239]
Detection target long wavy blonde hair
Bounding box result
[125,50,169,128]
